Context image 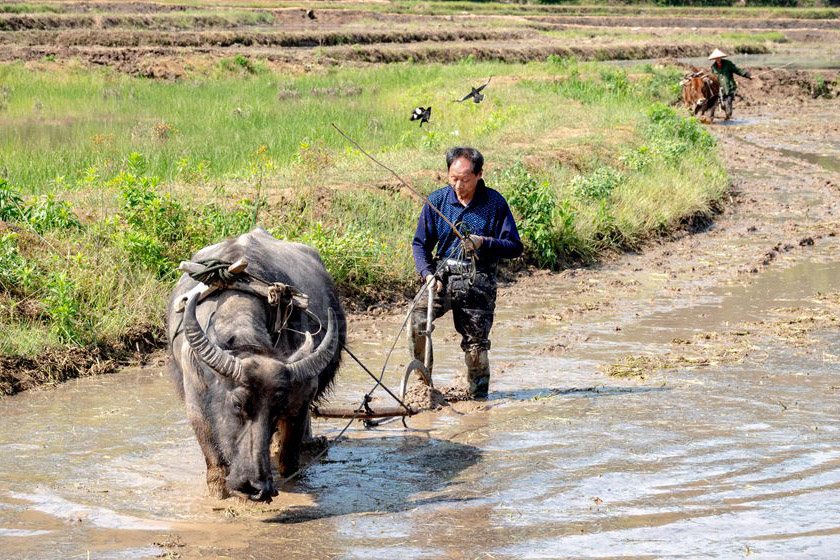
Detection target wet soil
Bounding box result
[2,65,840,558]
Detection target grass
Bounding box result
[0,57,728,361]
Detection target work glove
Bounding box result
[744,71,753,80]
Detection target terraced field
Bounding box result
[3,1,838,77]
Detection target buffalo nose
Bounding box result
[245,479,276,502]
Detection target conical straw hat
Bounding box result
[708,48,728,60]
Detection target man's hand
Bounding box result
[425,274,443,293]
[463,235,485,253]
[744,71,753,80]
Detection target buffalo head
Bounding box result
[181,291,338,501]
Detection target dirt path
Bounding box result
[1,88,839,559]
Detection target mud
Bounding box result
[0,28,527,48]
[1,84,840,558]
[0,323,164,397]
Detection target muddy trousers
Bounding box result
[720,93,735,120]
[409,271,497,398]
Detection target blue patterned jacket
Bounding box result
[412,179,523,279]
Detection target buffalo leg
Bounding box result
[189,416,229,499]
[205,457,229,499]
[273,412,308,478]
[300,410,328,450]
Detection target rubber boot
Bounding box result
[464,349,490,399]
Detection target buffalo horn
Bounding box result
[286,309,338,382]
[183,292,244,383]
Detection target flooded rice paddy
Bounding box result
[2,81,840,560]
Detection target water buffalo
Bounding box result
[681,68,720,120]
[167,228,345,501]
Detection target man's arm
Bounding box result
[412,203,438,279]
[731,61,752,79]
[479,203,524,259]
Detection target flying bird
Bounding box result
[306,9,317,20]
[410,106,432,127]
[454,78,491,104]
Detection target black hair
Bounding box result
[446,146,484,175]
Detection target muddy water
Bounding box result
[3,105,840,560]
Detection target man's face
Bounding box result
[714,58,723,67]
[449,157,482,203]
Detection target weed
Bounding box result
[153,122,178,141]
[0,59,731,363]
[0,179,27,222]
[119,230,172,278]
[0,233,37,295]
[600,68,630,96]
[27,194,81,233]
[501,164,558,268]
[284,222,391,286]
[44,270,82,344]
[177,158,212,184]
[811,75,832,98]
[219,55,265,76]
[555,199,585,262]
[592,200,622,249]
[620,145,653,171]
[546,55,577,70]
[295,140,332,176]
[573,167,624,200]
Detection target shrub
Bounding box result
[27,194,81,233]
[555,198,586,263]
[0,232,38,295]
[119,230,171,277]
[0,179,27,222]
[286,222,390,286]
[44,270,82,343]
[501,163,558,268]
[573,167,624,200]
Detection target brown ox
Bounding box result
[680,68,720,120]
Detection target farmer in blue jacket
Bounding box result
[411,146,523,398]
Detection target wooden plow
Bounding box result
[311,276,439,424]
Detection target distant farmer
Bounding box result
[410,147,523,398]
[708,48,752,121]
